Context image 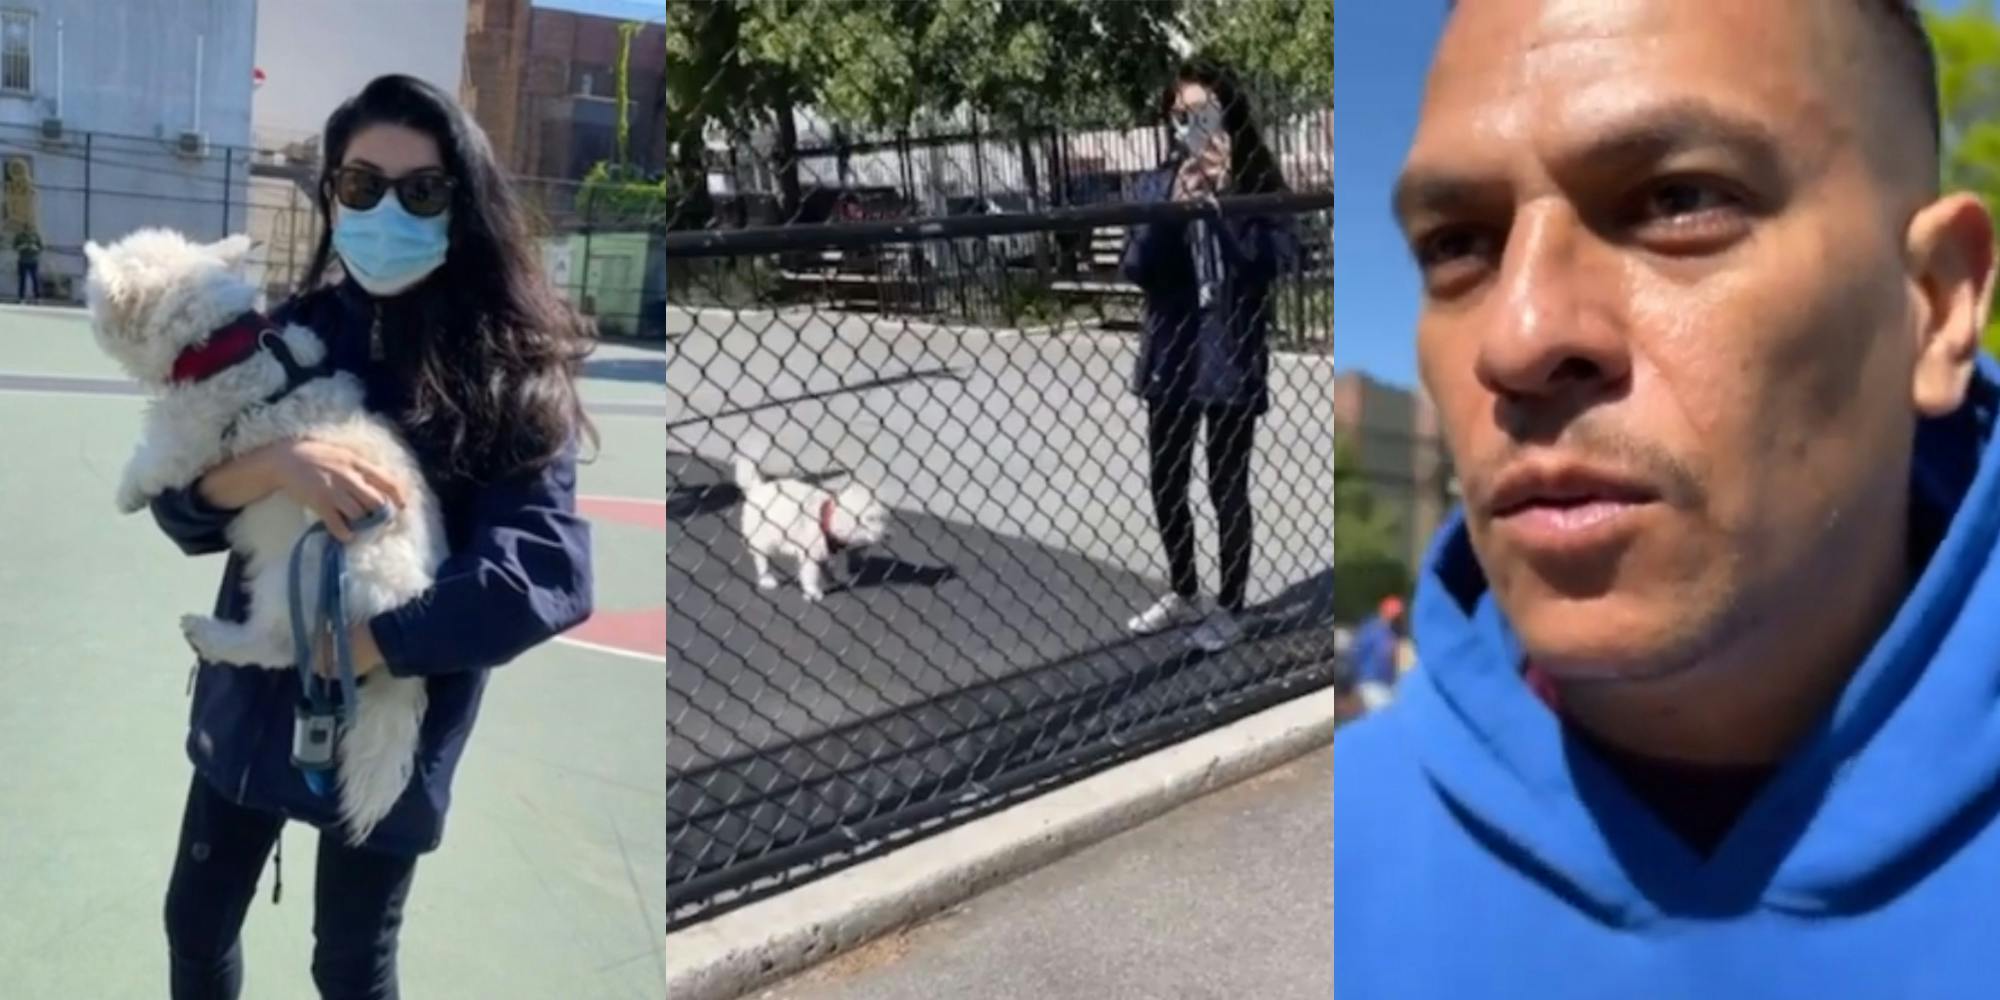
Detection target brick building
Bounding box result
[1334,370,1454,572]
[464,0,666,182]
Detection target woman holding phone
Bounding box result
[1120,58,1294,653]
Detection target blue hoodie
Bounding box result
[1335,361,2000,999]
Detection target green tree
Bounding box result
[580,20,664,229]
[1182,0,1335,116]
[1926,0,2000,354]
[1334,431,1413,623]
[667,0,1183,227]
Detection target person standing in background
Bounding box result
[1349,596,1405,711]
[15,223,41,302]
[1121,57,1296,653]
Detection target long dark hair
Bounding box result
[1162,57,1289,196]
[301,74,597,484]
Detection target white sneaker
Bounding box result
[1188,610,1245,653]
[1128,592,1205,635]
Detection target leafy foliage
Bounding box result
[1926,1,2000,355]
[1334,431,1413,623]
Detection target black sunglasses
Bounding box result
[328,166,456,218]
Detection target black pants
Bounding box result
[17,261,36,301]
[166,774,417,1000]
[1146,399,1257,612]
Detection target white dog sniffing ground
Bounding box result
[734,454,891,601]
[84,228,446,844]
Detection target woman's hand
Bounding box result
[200,440,408,541]
[269,440,408,541]
[313,623,386,680]
[1173,128,1231,203]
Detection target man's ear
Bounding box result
[1908,192,1997,417]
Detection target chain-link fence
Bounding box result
[667,73,1336,926]
[0,121,663,338]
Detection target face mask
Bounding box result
[333,193,450,297]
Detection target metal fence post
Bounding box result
[82,131,92,245]
[220,147,232,237]
[580,187,596,320]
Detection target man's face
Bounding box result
[1397,0,1955,678]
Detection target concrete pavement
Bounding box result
[753,743,1334,1000]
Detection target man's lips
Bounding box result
[1483,464,1659,519]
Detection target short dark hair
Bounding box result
[1871,0,1941,155]
[1442,1,1941,156]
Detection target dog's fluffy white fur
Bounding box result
[84,228,446,844]
[734,455,891,601]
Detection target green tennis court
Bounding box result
[0,304,664,998]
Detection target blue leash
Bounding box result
[286,506,392,797]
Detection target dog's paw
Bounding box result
[757,574,780,591]
[802,588,825,604]
[179,614,220,659]
[181,614,291,667]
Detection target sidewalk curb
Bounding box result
[664,685,1341,1000]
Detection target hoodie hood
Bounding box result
[1400,356,2000,924]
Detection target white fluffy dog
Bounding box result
[733,455,891,602]
[84,228,446,844]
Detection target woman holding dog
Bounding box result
[1122,58,1293,653]
[147,75,597,1000]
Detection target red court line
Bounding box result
[568,496,665,660]
[564,608,666,660]
[578,495,665,531]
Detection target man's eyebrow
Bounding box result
[1391,99,1788,225]
[1561,98,1787,174]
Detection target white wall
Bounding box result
[0,0,258,290]
[0,0,256,144]
[250,0,467,150]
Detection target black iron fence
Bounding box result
[0,121,663,338]
[666,177,1337,927]
[672,102,1332,353]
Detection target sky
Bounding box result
[533,0,667,24]
[1334,3,1448,390]
[1334,0,1970,391]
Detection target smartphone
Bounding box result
[1176,103,1225,154]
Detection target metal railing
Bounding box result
[0,121,663,338]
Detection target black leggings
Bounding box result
[166,774,417,1000]
[1146,400,1257,612]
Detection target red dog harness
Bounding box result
[170,313,273,384]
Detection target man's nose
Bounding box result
[1474,205,1632,403]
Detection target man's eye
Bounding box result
[1639,180,1740,222]
[1414,227,1493,268]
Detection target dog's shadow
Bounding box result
[838,552,959,593]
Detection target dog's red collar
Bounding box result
[820,497,847,554]
[170,312,272,384]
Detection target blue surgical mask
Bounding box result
[333,193,450,297]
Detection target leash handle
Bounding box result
[286,505,390,792]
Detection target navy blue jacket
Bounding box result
[148,280,594,855]
[1120,166,1294,416]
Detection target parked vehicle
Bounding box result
[944,193,1041,268]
